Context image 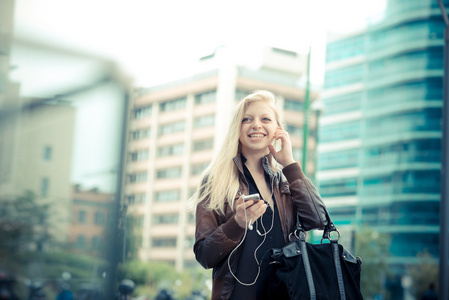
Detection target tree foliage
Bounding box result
[408,250,438,300]
[0,191,51,269]
[354,227,391,300]
[0,191,108,298]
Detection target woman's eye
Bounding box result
[263,118,272,122]
[242,118,251,123]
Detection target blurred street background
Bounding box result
[0,0,447,299]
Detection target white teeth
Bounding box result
[250,134,264,138]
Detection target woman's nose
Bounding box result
[252,119,262,129]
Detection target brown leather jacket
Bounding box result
[193,154,328,300]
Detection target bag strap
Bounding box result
[332,240,346,300]
[298,231,316,300]
[295,211,347,300]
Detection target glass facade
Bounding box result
[319,0,443,295]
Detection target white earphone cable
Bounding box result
[227,140,282,285]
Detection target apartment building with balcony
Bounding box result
[126,47,320,271]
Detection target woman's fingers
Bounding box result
[235,199,268,228]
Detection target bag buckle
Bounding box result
[321,229,341,243]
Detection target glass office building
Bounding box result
[318,0,443,294]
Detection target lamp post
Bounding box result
[310,99,325,185]
[302,47,312,174]
[437,1,449,299]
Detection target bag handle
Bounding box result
[293,210,340,243]
[293,211,347,300]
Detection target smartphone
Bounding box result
[242,193,260,203]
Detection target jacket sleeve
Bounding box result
[193,199,245,269]
[282,162,328,230]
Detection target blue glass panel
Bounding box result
[323,92,362,115]
[324,64,364,89]
[390,233,438,257]
[319,178,358,197]
[365,108,442,136]
[366,79,442,109]
[319,149,359,170]
[364,139,441,166]
[320,121,360,143]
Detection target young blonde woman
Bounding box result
[191,90,328,300]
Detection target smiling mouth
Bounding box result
[249,134,265,138]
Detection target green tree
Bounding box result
[354,227,391,300]
[408,250,438,300]
[0,191,109,298]
[119,260,212,299]
[0,191,51,269]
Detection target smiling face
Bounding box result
[239,100,279,157]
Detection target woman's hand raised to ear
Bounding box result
[269,129,296,167]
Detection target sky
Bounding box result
[9,0,386,191]
[12,0,387,88]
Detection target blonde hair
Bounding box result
[189,90,285,215]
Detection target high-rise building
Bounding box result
[127,47,319,271]
[319,0,443,295]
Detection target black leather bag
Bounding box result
[266,213,363,300]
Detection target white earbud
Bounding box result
[248,219,253,230]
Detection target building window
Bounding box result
[43,146,52,161]
[152,238,177,248]
[78,210,87,224]
[131,128,150,140]
[134,105,152,119]
[158,121,185,136]
[94,211,105,225]
[292,147,303,162]
[286,124,303,136]
[319,178,358,198]
[129,172,147,183]
[187,212,195,224]
[127,193,146,204]
[152,214,179,224]
[156,167,182,179]
[320,121,360,142]
[235,89,250,101]
[155,190,180,202]
[130,149,149,161]
[194,114,215,128]
[284,99,303,111]
[191,162,209,175]
[133,216,145,228]
[157,143,184,157]
[76,235,87,250]
[193,139,213,152]
[160,97,186,112]
[92,236,102,250]
[319,149,359,171]
[324,64,363,89]
[184,236,195,248]
[41,177,49,196]
[195,90,216,104]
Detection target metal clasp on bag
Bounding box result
[321,229,341,243]
[289,228,306,242]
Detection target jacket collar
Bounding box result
[233,152,290,194]
[233,153,279,181]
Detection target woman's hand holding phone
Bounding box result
[234,195,267,229]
